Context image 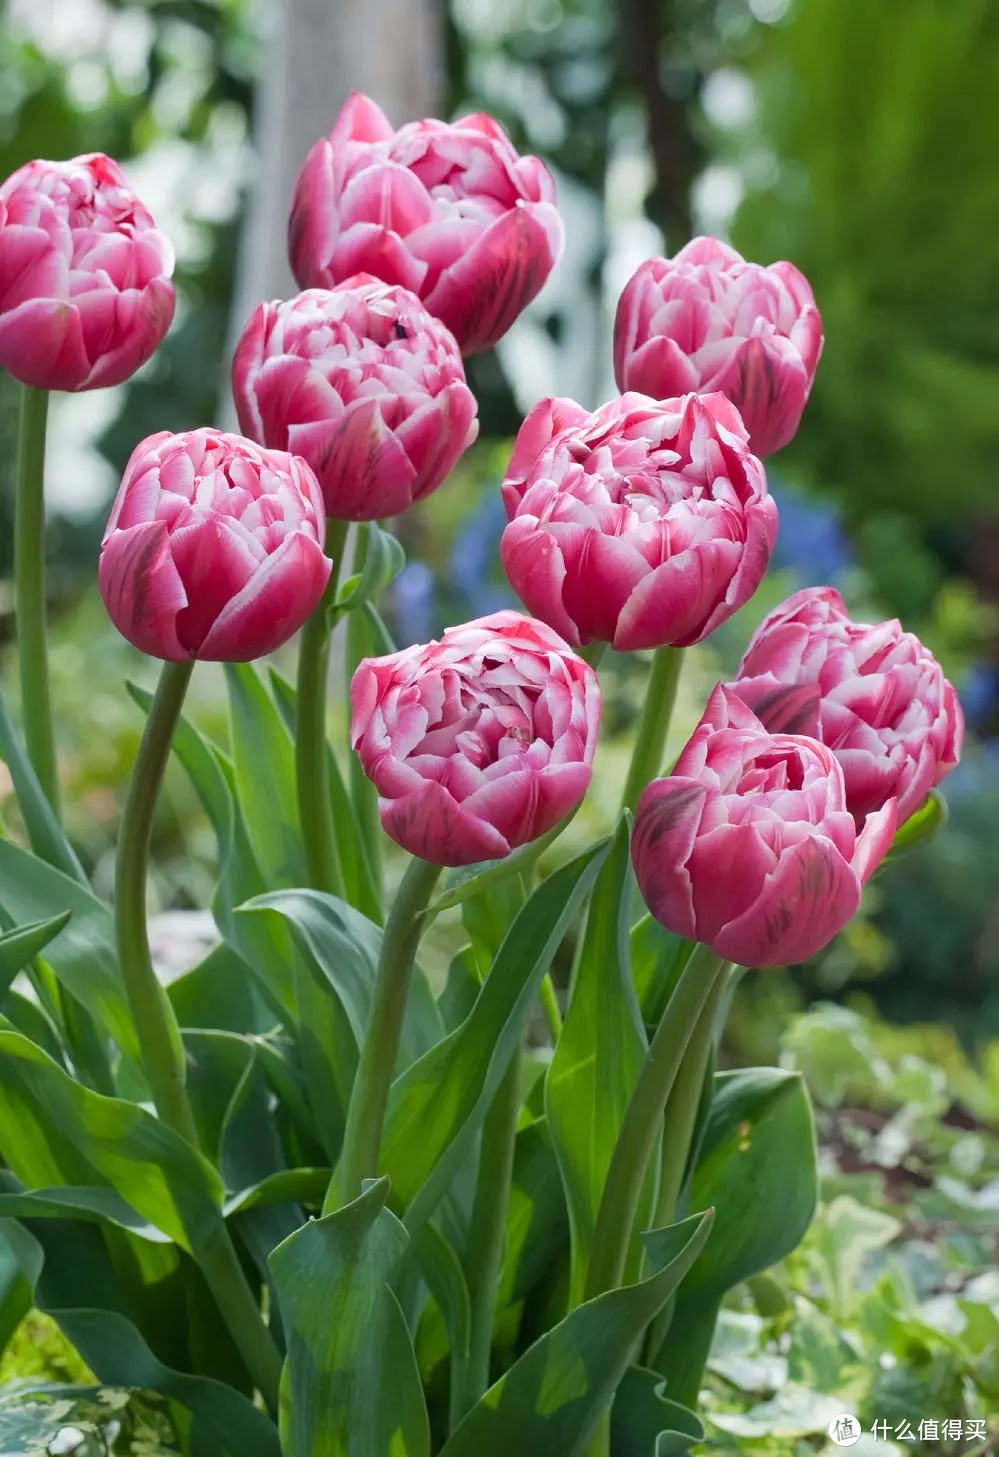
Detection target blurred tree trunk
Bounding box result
[227,0,444,371]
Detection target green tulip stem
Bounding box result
[584,943,725,1303]
[346,524,384,908]
[328,854,443,1210]
[539,972,563,1043]
[451,1044,522,1428]
[620,645,684,813]
[116,657,282,1411]
[13,386,59,817]
[116,659,198,1145]
[652,964,728,1231]
[296,516,350,898]
[578,641,608,669]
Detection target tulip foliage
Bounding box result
[0,99,964,1457]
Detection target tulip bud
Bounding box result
[232,278,479,521]
[632,685,897,967]
[0,153,175,392]
[500,390,778,652]
[613,238,823,457]
[350,610,600,866]
[99,429,330,662]
[288,92,564,355]
[727,586,964,827]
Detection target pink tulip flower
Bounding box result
[0,153,175,392]
[232,277,478,521]
[99,429,330,662]
[613,238,823,458]
[500,390,777,652]
[727,586,964,827]
[350,610,600,866]
[632,685,897,967]
[288,92,564,355]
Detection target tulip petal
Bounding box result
[97,519,189,661]
[631,778,707,941]
[853,798,897,884]
[613,539,744,651]
[380,778,512,866]
[0,297,89,391]
[424,201,563,354]
[713,835,861,967]
[197,531,331,661]
[728,675,823,737]
[500,519,580,647]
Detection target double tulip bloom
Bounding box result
[350,611,600,866]
[0,152,175,392]
[232,276,478,521]
[632,685,897,968]
[99,429,330,662]
[728,586,964,827]
[614,237,823,458]
[288,92,563,355]
[500,390,777,652]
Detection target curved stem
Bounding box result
[116,659,282,1410]
[116,659,198,1145]
[584,943,724,1301]
[14,386,59,817]
[451,1045,522,1428]
[296,516,349,897]
[539,973,563,1043]
[328,854,442,1210]
[621,646,683,813]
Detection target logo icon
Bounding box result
[828,1414,862,1447]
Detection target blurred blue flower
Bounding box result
[770,479,853,581]
[449,493,515,618]
[392,560,437,645]
[958,660,998,731]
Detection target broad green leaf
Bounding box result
[0,1222,32,1355]
[0,1177,171,1242]
[359,601,396,656]
[681,1068,818,1299]
[496,1120,568,1318]
[334,521,406,611]
[382,841,611,1233]
[1,990,63,1064]
[546,816,647,1303]
[428,808,581,916]
[169,943,276,1036]
[412,1224,471,1365]
[0,1028,224,1252]
[882,787,948,866]
[0,684,87,886]
[1,1219,279,1457]
[0,911,72,997]
[270,1178,430,1457]
[223,1168,330,1217]
[183,1030,256,1168]
[610,1367,703,1457]
[652,1069,818,1402]
[267,668,381,923]
[224,664,305,889]
[0,843,138,1061]
[438,1211,713,1457]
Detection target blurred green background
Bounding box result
[2,0,999,1446]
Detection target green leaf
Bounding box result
[412,1223,471,1365]
[0,842,138,1061]
[0,683,87,886]
[546,815,648,1303]
[223,1169,330,1217]
[496,1120,568,1319]
[0,1027,224,1252]
[0,911,72,997]
[0,1219,279,1457]
[682,1067,818,1300]
[0,1179,172,1242]
[610,1368,703,1457]
[358,601,396,656]
[381,841,611,1233]
[224,664,306,889]
[267,668,381,924]
[427,808,581,916]
[438,1211,713,1457]
[630,916,691,1027]
[334,521,406,611]
[882,787,948,866]
[270,1178,430,1457]
[169,942,276,1036]
[652,1068,819,1403]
